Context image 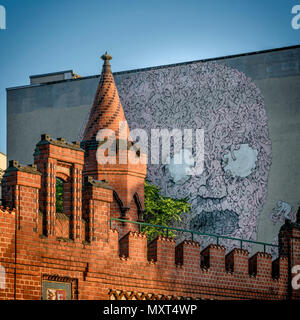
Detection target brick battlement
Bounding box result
[0,206,15,214]
[35,133,82,152]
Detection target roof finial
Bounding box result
[101,51,112,62]
[101,51,112,73]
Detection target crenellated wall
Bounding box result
[0,136,299,300]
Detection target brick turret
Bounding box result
[33,135,84,240]
[81,53,147,237]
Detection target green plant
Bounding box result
[56,178,63,213]
[143,180,191,240]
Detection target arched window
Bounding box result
[55,177,71,239]
[56,178,64,213]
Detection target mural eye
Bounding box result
[166,149,194,183]
[222,144,258,178]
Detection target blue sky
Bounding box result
[0,0,299,155]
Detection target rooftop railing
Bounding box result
[110,217,278,253]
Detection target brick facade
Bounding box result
[0,54,299,300]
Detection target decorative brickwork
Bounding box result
[108,289,195,300]
[0,54,299,300]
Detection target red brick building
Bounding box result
[0,53,299,300]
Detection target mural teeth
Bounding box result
[190,210,239,235]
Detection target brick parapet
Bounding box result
[0,204,297,300]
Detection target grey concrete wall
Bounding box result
[6,45,300,247]
[7,77,98,163]
[255,75,300,248]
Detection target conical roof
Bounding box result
[82,52,130,142]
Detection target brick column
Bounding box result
[83,177,113,242]
[71,164,83,241]
[46,159,57,236]
[2,161,41,232]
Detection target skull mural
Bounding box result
[116,61,272,249]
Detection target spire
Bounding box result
[101,51,112,72]
[82,52,130,143]
[81,53,147,218]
